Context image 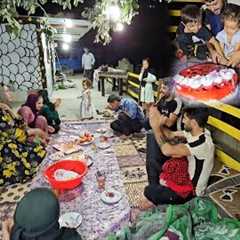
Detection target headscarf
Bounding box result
[38,90,55,111]
[23,94,41,115]
[11,188,82,240]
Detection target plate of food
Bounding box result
[96,128,108,134]
[64,152,85,161]
[97,142,111,150]
[49,152,65,161]
[100,188,122,205]
[52,142,83,155]
[78,133,95,146]
[64,153,93,168]
[59,212,82,228]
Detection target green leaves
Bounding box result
[1,0,140,45]
[0,8,22,38]
[83,0,139,45]
[0,0,168,45]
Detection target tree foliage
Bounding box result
[0,0,171,44]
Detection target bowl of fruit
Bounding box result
[78,133,94,146]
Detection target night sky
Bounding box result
[20,0,178,77]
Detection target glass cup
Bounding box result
[96,171,106,191]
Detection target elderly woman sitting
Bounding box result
[0,84,47,186]
[18,93,55,136]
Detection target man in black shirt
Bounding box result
[145,78,183,184]
[144,78,182,131]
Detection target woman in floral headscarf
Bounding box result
[0,86,46,186]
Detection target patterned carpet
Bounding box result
[1,123,240,238]
[116,137,240,217]
[113,134,148,209]
[0,181,32,204]
[207,160,240,193]
[209,184,240,219]
[207,160,240,218]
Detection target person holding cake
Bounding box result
[176,4,227,63]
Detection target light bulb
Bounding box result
[63,34,72,43]
[62,43,70,50]
[116,22,124,31]
[65,19,73,28]
[106,5,121,22]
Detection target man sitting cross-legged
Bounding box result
[143,107,215,207]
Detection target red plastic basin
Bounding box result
[44,160,88,190]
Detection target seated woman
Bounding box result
[38,89,61,133]
[2,188,82,240]
[18,93,55,135]
[0,102,46,186]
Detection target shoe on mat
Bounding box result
[132,132,145,139]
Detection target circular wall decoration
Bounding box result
[9,63,18,75]
[17,46,25,57]
[0,23,45,90]
[8,42,15,53]
[1,43,8,55]
[2,55,11,66]
[10,52,20,64]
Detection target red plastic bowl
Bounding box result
[44,160,88,190]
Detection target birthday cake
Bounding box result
[174,63,238,101]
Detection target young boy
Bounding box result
[176,5,226,62]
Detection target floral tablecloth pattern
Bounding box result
[31,120,131,240]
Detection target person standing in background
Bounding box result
[139,58,157,116]
[79,79,95,120]
[82,48,95,83]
